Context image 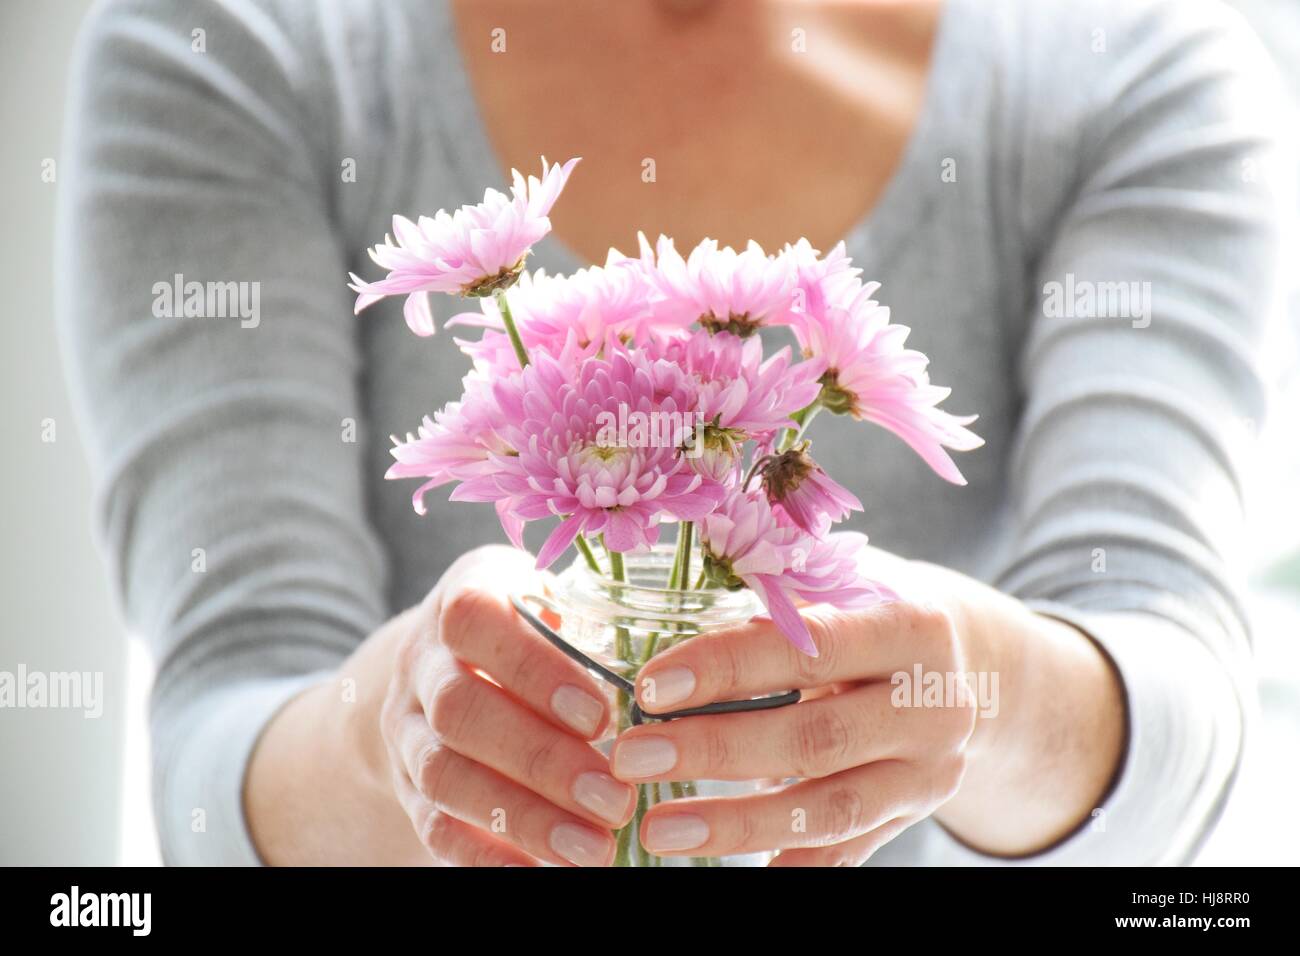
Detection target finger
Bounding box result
[416,653,636,828]
[394,711,616,867]
[391,769,538,867]
[638,760,916,858]
[434,576,612,740]
[634,601,958,713]
[767,816,919,867]
[614,682,969,782]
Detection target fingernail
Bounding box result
[551,684,603,737]
[549,823,612,867]
[573,771,634,824]
[613,736,677,778]
[642,666,695,709]
[644,814,710,852]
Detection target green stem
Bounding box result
[650,784,665,867]
[778,400,822,452]
[641,631,661,666]
[573,534,601,574]
[632,783,650,866]
[606,543,626,583]
[613,684,634,866]
[494,289,530,369]
[678,522,693,590]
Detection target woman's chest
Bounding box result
[447,1,938,259]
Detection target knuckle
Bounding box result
[703,725,737,776]
[418,808,455,856]
[465,835,507,868]
[520,734,560,784]
[797,618,834,683]
[427,671,480,741]
[790,707,853,778]
[414,741,454,800]
[438,586,499,656]
[949,683,979,744]
[824,785,867,840]
[395,631,422,674]
[378,689,402,739]
[723,807,760,855]
[701,637,745,698]
[913,605,961,664]
[506,639,549,697]
[932,753,968,804]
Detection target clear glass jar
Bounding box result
[548,543,772,867]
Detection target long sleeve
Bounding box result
[936,1,1293,865]
[55,0,388,864]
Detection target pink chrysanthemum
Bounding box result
[386,377,510,513]
[448,348,725,568]
[756,443,863,535]
[699,491,895,656]
[649,330,824,481]
[385,333,593,538]
[348,156,580,335]
[447,255,655,371]
[781,238,862,322]
[792,282,984,484]
[636,234,796,337]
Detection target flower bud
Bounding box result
[684,424,744,482]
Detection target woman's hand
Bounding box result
[615,552,1125,865]
[614,600,975,865]
[247,545,636,866]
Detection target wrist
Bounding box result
[934,594,1126,855]
[244,614,422,865]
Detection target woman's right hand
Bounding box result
[377,545,635,866]
[247,545,634,866]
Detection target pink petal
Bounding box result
[536,514,585,570]
[495,499,526,550]
[403,291,437,337]
[752,575,818,657]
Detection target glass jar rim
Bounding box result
[552,542,760,631]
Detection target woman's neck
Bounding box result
[451,0,943,258]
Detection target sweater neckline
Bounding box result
[428,0,960,270]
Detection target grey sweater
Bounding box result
[56,0,1293,865]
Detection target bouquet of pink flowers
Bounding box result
[350,158,981,658]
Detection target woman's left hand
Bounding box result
[612,598,975,866]
[611,552,1125,865]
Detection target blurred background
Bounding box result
[1,0,1296,866]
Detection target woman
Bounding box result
[57,0,1290,865]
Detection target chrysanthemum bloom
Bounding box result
[449,348,725,568]
[699,491,894,656]
[651,330,824,480]
[386,373,519,514]
[781,238,862,322]
[348,156,580,335]
[386,332,594,518]
[637,234,797,337]
[791,283,983,484]
[447,255,656,371]
[757,442,863,535]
